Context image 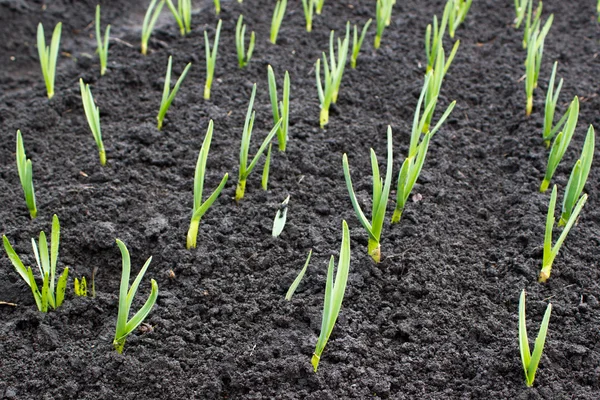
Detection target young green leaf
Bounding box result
[525,13,553,116]
[374,0,394,49]
[351,19,372,68]
[204,19,222,100]
[157,56,192,130]
[447,0,472,39]
[267,65,291,151]
[424,3,450,72]
[165,0,191,36]
[272,195,290,237]
[141,0,165,55]
[270,0,287,44]
[262,143,272,190]
[514,0,528,28]
[16,130,37,219]
[236,15,255,68]
[523,0,542,49]
[315,0,325,14]
[301,0,315,32]
[80,79,106,165]
[37,22,62,99]
[519,289,552,387]
[285,249,312,300]
[542,62,566,145]
[95,5,111,76]
[214,0,220,14]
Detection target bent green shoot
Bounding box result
[267,65,290,151]
[559,126,594,226]
[80,79,106,165]
[540,96,578,192]
[236,15,255,68]
[523,0,542,49]
[187,120,229,249]
[374,0,393,49]
[166,0,191,36]
[285,249,312,300]
[96,5,111,76]
[312,220,351,372]
[113,239,158,354]
[272,195,290,237]
[270,0,287,44]
[514,0,528,28]
[424,4,450,72]
[37,22,62,99]
[525,15,553,116]
[2,215,68,313]
[262,143,272,190]
[16,130,37,219]
[204,19,222,100]
[315,0,325,15]
[447,0,472,39]
[141,0,165,55]
[343,127,393,263]
[351,19,372,68]
[302,0,315,32]
[542,62,566,146]
[157,56,192,130]
[519,289,552,387]
[74,277,87,297]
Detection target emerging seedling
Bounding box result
[447,0,472,39]
[374,0,393,49]
[236,15,255,68]
[542,62,566,146]
[186,120,229,249]
[157,56,192,130]
[141,0,165,55]
[214,0,220,14]
[37,22,62,99]
[113,239,158,354]
[301,0,315,32]
[95,5,111,76]
[204,19,222,100]
[2,215,68,313]
[74,277,88,297]
[285,249,312,300]
[267,65,291,151]
[272,195,290,237]
[514,0,528,28]
[262,143,272,190]
[312,220,351,372]
[540,96,578,192]
[166,0,191,36]
[80,79,106,165]
[270,0,287,44]
[519,289,552,387]
[524,14,553,116]
[16,130,37,219]
[539,185,587,282]
[351,19,372,68]
[315,0,325,14]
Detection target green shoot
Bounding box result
[16,130,37,219]
[157,56,192,130]
[315,0,325,15]
[80,79,106,166]
[285,249,312,300]
[141,0,165,55]
[539,185,587,282]
[343,127,393,263]
[514,0,528,28]
[204,19,222,100]
[447,0,472,39]
[2,215,68,313]
[272,195,290,237]
[523,1,542,50]
[113,239,158,354]
[422,44,459,133]
[236,15,255,68]
[165,0,191,36]
[214,0,220,14]
[374,0,393,49]
[74,277,88,297]
[424,3,450,72]
[262,143,272,190]
[95,5,110,76]
[187,120,229,249]
[351,19,372,68]
[316,23,350,128]
[540,96,578,192]
[37,22,62,99]
[519,290,552,387]
[312,220,351,372]
[236,84,282,202]
[267,65,291,151]
[542,62,566,146]
[302,0,315,32]
[559,125,594,226]
[525,14,553,116]
[270,0,287,44]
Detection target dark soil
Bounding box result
[1,0,600,398]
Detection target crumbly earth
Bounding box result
[1,0,600,398]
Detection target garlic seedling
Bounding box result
[80,79,106,165]
[141,0,165,55]
[37,22,62,99]
[267,65,290,151]
[447,0,472,39]
[204,19,222,100]
[302,0,315,32]
[542,62,567,146]
[351,19,372,68]
[519,289,552,387]
[95,5,111,76]
[236,15,255,68]
[285,250,312,300]
[165,0,191,36]
[16,130,37,219]
[270,0,287,44]
[157,56,192,130]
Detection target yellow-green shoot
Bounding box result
[2,215,68,313]
[522,0,542,49]
[157,56,192,130]
[204,19,222,100]
[542,62,566,146]
[141,0,165,55]
[285,249,312,300]
[16,130,37,219]
[524,14,553,116]
[80,79,106,165]
[425,4,450,72]
[374,0,393,49]
[113,239,158,354]
[214,0,220,14]
[312,220,351,372]
[343,127,392,263]
[187,120,229,249]
[37,22,62,99]
[315,0,325,15]
[270,0,287,44]
[262,143,272,190]
[74,277,87,297]
[272,195,290,237]
[95,5,110,76]
[514,0,528,28]
[236,15,255,68]
[166,0,191,36]
[519,289,552,387]
[422,45,459,133]
[540,96,578,192]
[351,19,372,68]
[447,0,472,39]
[236,84,282,202]
[301,0,315,32]
[267,65,290,151]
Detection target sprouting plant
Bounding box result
[141,0,165,55]
[186,120,229,249]
[374,0,393,49]
[525,15,553,116]
[285,249,312,300]
[559,125,594,226]
[267,65,290,151]
[80,79,106,166]
[523,0,542,50]
[157,56,192,130]
[422,45,459,133]
[2,215,68,313]
[447,0,472,39]
[262,143,272,190]
[236,15,255,68]
[214,0,220,14]
[270,0,287,44]
[542,62,567,146]
[16,130,37,219]
[312,220,351,372]
[424,4,450,72]
[519,289,552,387]
[113,239,158,354]
[514,0,528,28]
[204,19,222,100]
[95,5,110,76]
[351,19,372,68]
[236,84,282,202]
[37,22,62,99]
[165,0,191,36]
[272,195,290,237]
[540,96,578,192]
[74,277,87,297]
[315,0,325,15]
[539,185,587,282]
[343,127,392,263]
[301,0,315,32]
[316,23,350,128]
